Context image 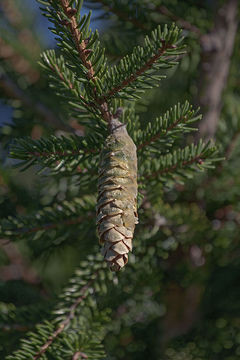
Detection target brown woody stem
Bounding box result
[28,148,96,158]
[72,351,88,360]
[147,154,204,179]
[60,0,95,80]
[197,0,238,140]
[33,272,99,359]
[12,216,84,235]
[60,0,113,123]
[137,116,186,150]
[49,63,91,108]
[156,5,202,36]
[99,44,169,102]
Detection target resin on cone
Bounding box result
[96,119,138,271]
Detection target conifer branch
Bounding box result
[141,141,219,182]
[148,154,203,179]
[137,115,186,151]
[7,253,110,360]
[135,102,200,153]
[48,61,91,109]
[40,50,103,122]
[33,273,98,360]
[0,199,95,244]
[0,302,51,334]
[12,216,83,235]
[102,24,184,101]
[87,1,202,36]
[72,351,88,360]
[59,0,113,123]
[60,0,95,81]
[100,43,169,101]
[28,149,95,158]
[90,0,148,31]
[10,134,101,173]
[156,5,202,36]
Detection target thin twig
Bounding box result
[28,148,96,158]
[99,44,170,101]
[196,0,238,140]
[93,0,148,31]
[49,63,93,112]
[11,216,84,235]
[60,0,95,79]
[156,5,202,36]
[60,0,113,122]
[137,116,186,150]
[1,324,31,332]
[92,1,202,35]
[147,154,204,179]
[72,351,88,360]
[33,272,99,360]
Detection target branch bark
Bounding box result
[197,0,238,140]
[155,0,238,140]
[33,272,99,360]
[161,282,203,344]
[60,0,113,123]
[137,116,186,151]
[146,153,205,180]
[156,5,202,36]
[99,43,170,101]
[9,215,84,235]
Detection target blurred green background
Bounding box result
[0,1,240,359]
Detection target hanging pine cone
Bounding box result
[96,118,138,271]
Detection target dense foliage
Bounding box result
[0,0,239,359]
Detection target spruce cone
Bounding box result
[96,119,138,271]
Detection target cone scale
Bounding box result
[96,119,138,271]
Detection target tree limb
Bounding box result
[99,43,170,101]
[153,1,238,140]
[137,115,186,150]
[146,153,204,180]
[60,0,113,123]
[33,272,99,360]
[156,5,202,36]
[8,216,84,235]
[197,0,238,139]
